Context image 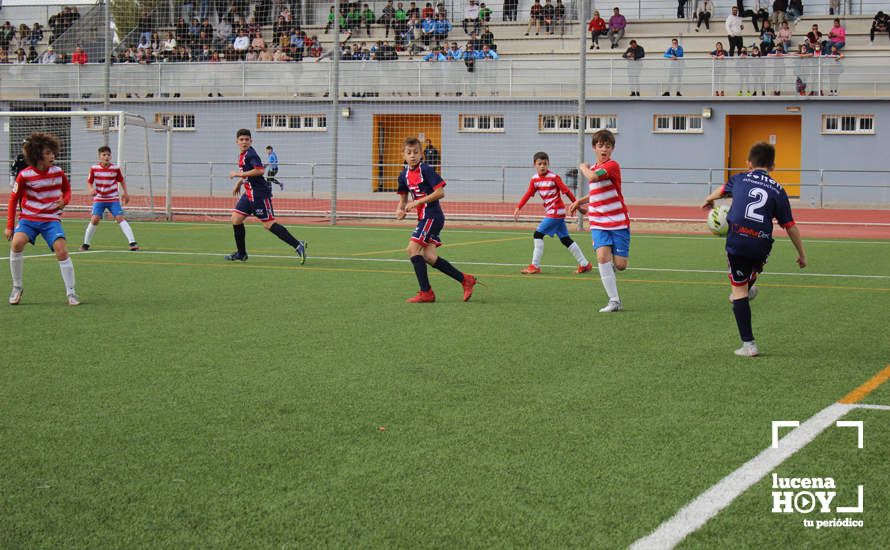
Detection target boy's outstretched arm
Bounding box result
[786,224,807,268]
[701,187,727,209]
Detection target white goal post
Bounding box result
[1,110,174,220]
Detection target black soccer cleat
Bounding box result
[295,241,307,265]
[224,251,248,261]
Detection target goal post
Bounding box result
[1,110,174,220]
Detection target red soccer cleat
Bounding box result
[520,264,541,274]
[462,274,477,302]
[576,263,592,274]
[406,289,436,303]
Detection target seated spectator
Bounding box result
[433,13,452,46]
[347,6,362,31]
[828,18,845,51]
[233,29,250,58]
[607,7,626,48]
[480,26,496,50]
[422,2,435,19]
[786,0,802,24]
[17,24,30,48]
[137,33,151,50]
[258,47,273,61]
[29,24,43,47]
[27,45,38,63]
[588,10,607,49]
[446,41,463,60]
[308,36,323,57]
[394,2,409,36]
[174,45,192,62]
[162,31,177,60]
[407,1,421,19]
[542,0,555,34]
[14,47,27,64]
[175,17,190,42]
[759,19,776,53]
[252,30,266,52]
[0,47,8,64]
[421,15,436,47]
[272,46,292,61]
[770,0,787,27]
[695,0,712,31]
[423,45,446,61]
[480,3,492,23]
[199,18,214,38]
[361,4,376,36]
[195,45,212,61]
[480,43,498,59]
[777,20,792,50]
[289,29,304,60]
[150,31,161,51]
[71,44,88,64]
[378,0,396,37]
[554,0,567,35]
[525,0,543,36]
[751,0,769,32]
[435,1,447,18]
[39,45,56,64]
[806,24,826,50]
[463,0,481,35]
[871,11,890,42]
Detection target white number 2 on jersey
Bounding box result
[744,188,768,223]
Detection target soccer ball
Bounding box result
[706,205,730,236]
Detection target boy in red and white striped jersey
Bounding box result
[569,130,629,312]
[5,132,79,305]
[513,151,591,274]
[79,146,139,252]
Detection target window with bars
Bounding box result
[84,115,120,131]
[257,113,327,131]
[154,113,196,131]
[822,115,875,135]
[538,114,618,133]
[459,114,505,133]
[653,114,703,133]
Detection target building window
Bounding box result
[155,113,196,131]
[459,114,505,133]
[822,115,875,135]
[653,114,703,134]
[257,113,327,131]
[84,115,120,131]
[538,114,618,133]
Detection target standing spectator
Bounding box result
[824,44,844,96]
[423,139,441,171]
[525,0,543,36]
[726,6,744,56]
[751,0,770,32]
[407,1,421,20]
[735,46,751,95]
[777,20,792,51]
[588,10,607,49]
[767,44,786,95]
[678,0,687,19]
[870,11,890,43]
[0,21,14,49]
[607,7,627,49]
[503,0,519,22]
[71,44,88,64]
[137,11,153,47]
[542,0,555,34]
[749,46,766,96]
[829,0,840,16]
[711,41,727,95]
[379,0,396,37]
[395,2,409,36]
[480,25,495,49]
[770,0,787,27]
[663,38,684,96]
[696,0,713,31]
[828,19,845,51]
[623,39,644,96]
[463,0,481,34]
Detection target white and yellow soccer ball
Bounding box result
[706,204,730,236]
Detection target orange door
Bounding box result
[726,115,801,197]
[372,115,441,192]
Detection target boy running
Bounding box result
[702,142,807,356]
[396,137,477,303]
[6,132,79,305]
[513,151,591,274]
[226,129,306,263]
[568,130,629,312]
[79,145,139,252]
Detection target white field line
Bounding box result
[8,249,885,281]
[854,403,890,411]
[630,402,889,550]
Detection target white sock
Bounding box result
[531,238,544,266]
[568,242,589,266]
[83,223,97,245]
[598,261,620,302]
[118,220,136,243]
[58,258,76,295]
[10,251,23,288]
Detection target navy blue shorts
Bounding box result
[411,216,444,247]
[727,253,766,287]
[234,193,275,222]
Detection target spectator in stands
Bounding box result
[480,26,496,49]
[503,0,519,21]
[421,14,436,47]
[696,0,713,31]
[870,11,890,43]
[395,2,409,36]
[623,39,644,96]
[735,46,750,95]
[347,6,362,31]
[752,0,770,32]
[433,12,452,46]
[770,0,787,27]
[272,45,292,61]
[806,24,826,50]
[308,35,323,57]
[402,14,422,49]
[749,45,767,96]
[767,44,785,95]
[678,0,687,20]
[480,43,498,59]
[233,29,249,59]
[588,10,607,49]
[422,2,435,19]
[39,45,56,64]
[825,44,843,96]
[252,29,266,52]
[554,1,566,35]
[726,5,744,56]
[777,20,792,50]
[542,0,556,34]
[254,0,271,25]
[423,45,447,61]
[446,41,463,60]
[161,31,177,60]
[181,0,194,23]
[361,4,376,36]
[137,11,153,47]
[29,23,43,47]
[150,31,162,51]
[759,19,776,53]
[663,38,684,95]
[408,1,421,19]
[711,41,727,95]
[525,0,543,36]
[13,47,27,64]
[786,0,802,23]
[258,46,273,61]
[828,18,845,51]
[0,48,8,64]
[324,6,336,33]
[607,7,627,49]
[0,22,14,49]
[464,0,481,35]
[72,44,88,64]
[379,0,396,37]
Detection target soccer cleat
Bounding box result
[406,289,436,303]
[728,285,758,303]
[128,242,140,251]
[734,341,760,357]
[520,264,541,274]
[224,251,248,261]
[295,240,307,265]
[462,274,478,302]
[79,244,90,252]
[599,300,623,313]
[576,263,592,274]
[9,287,23,305]
[67,293,81,306]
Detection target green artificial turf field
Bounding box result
[1,220,888,548]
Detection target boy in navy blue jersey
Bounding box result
[226,129,306,263]
[702,142,807,356]
[396,136,477,303]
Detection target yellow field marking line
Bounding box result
[839,364,890,404]
[352,235,528,256]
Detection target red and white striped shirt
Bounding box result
[516,171,577,219]
[7,165,71,229]
[587,159,629,230]
[87,163,125,202]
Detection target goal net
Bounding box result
[2,110,173,220]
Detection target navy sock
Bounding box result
[411,255,431,291]
[269,223,300,248]
[732,297,754,342]
[432,257,464,283]
[233,224,246,255]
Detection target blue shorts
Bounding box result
[591,228,631,257]
[536,217,570,238]
[234,193,276,222]
[14,219,67,251]
[411,216,444,247]
[91,201,124,217]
